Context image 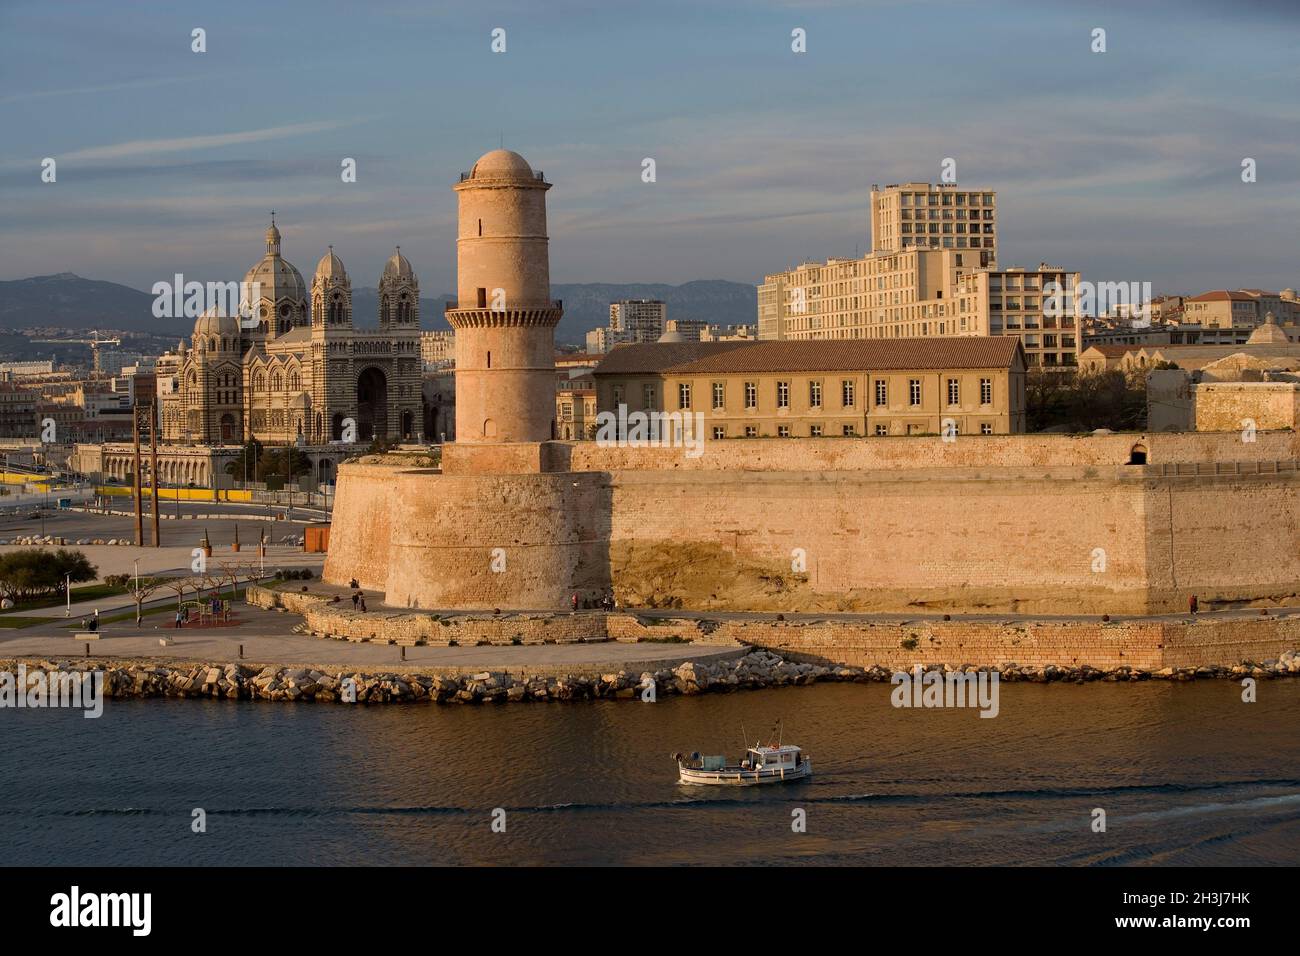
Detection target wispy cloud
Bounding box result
[56,120,353,163]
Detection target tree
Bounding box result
[262,446,313,480]
[0,548,97,603]
[225,439,264,484]
[1026,369,1146,433]
[160,574,205,612]
[128,576,167,627]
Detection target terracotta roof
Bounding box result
[1083,344,1135,357]
[662,337,1023,375]
[1187,290,1254,302]
[592,341,751,376]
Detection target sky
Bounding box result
[2,0,1299,301]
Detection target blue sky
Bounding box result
[2,0,1298,300]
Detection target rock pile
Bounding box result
[5,649,1299,706]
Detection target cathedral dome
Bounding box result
[382,246,415,279]
[243,216,307,313]
[193,306,240,340]
[314,246,347,280]
[469,149,535,181]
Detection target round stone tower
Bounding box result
[445,149,562,444]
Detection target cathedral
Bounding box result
[160,219,424,446]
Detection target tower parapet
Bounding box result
[444,149,562,443]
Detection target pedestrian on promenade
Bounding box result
[1190,594,1199,615]
[352,591,360,610]
[175,610,182,629]
[571,593,579,612]
[359,596,367,613]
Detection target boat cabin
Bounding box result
[748,745,802,769]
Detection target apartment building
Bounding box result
[869,182,998,263]
[758,248,1079,368]
[586,299,668,353]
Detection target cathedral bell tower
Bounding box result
[444,149,562,444]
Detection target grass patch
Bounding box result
[0,616,53,629]
[0,583,129,615]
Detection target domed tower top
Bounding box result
[311,245,352,328]
[314,245,347,282]
[378,246,419,328]
[467,149,539,182]
[382,246,416,279]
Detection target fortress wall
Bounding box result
[602,469,1155,614]
[1143,473,1300,606]
[325,433,1299,616]
[566,430,1298,473]
[248,587,1300,670]
[322,465,397,591]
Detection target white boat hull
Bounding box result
[678,761,812,786]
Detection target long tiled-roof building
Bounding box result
[593,337,1025,437]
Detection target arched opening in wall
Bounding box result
[477,287,487,309]
[356,366,389,441]
[401,410,413,440]
[483,418,497,439]
[220,413,236,443]
[332,413,346,441]
[1128,442,1148,465]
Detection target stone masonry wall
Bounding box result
[324,432,1299,615]
[249,587,1300,671]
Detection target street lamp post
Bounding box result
[64,572,71,617]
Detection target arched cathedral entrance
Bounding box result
[356,367,388,441]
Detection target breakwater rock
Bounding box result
[5,649,1300,705]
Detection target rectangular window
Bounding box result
[841,379,855,407]
[777,381,790,408]
[809,380,822,408]
[712,381,725,410]
[875,424,888,436]
[909,379,922,406]
[777,425,791,437]
[842,424,856,436]
[980,378,992,405]
[744,381,757,409]
[678,383,691,410]
[745,425,757,437]
[712,426,725,440]
[810,424,822,437]
[641,384,654,408]
[613,385,624,406]
[980,423,993,435]
[947,378,960,406]
[875,379,887,407]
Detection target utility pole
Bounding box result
[132,405,144,546]
[149,402,161,547]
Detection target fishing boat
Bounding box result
[673,725,812,786]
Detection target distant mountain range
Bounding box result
[0,273,757,345]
